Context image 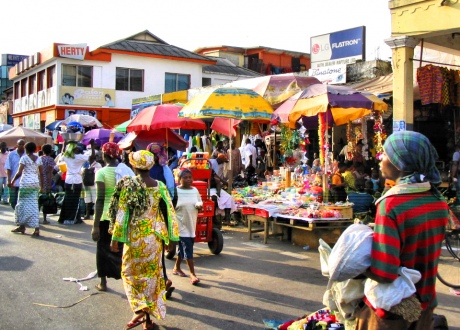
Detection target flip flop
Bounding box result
[172,270,187,277]
[165,286,175,299]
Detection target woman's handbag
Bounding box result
[38,192,58,214]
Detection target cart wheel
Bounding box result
[165,243,176,259]
[208,228,224,255]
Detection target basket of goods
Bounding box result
[60,122,84,142]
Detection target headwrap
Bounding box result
[217,153,229,163]
[383,131,441,185]
[147,142,168,166]
[129,150,155,170]
[178,168,193,179]
[102,142,120,159]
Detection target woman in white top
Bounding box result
[58,140,95,224]
[172,168,203,285]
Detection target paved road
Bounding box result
[1,203,459,330]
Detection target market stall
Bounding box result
[233,184,354,248]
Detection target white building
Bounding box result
[8,30,217,129]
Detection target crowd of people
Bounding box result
[3,127,452,329]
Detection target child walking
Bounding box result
[173,168,203,285]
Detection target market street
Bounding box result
[1,202,459,330]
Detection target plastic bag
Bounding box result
[364,267,421,311]
[318,238,332,277]
[328,224,373,282]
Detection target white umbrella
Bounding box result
[61,114,103,127]
[0,124,13,132]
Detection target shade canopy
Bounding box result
[179,87,274,121]
[80,129,124,146]
[114,119,132,133]
[273,84,388,128]
[127,104,206,132]
[118,128,188,151]
[61,114,103,127]
[0,126,53,148]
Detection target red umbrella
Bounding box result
[210,118,241,137]
[118,128,188,151]
[127,104,206,132]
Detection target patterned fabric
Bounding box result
[417,65,445,105]
[129,150,155,170]
[383,131,441,185]
[371,186,448,309]
[40,155,56,191]
[15,156,42,228]
[109,180,179,320]
[102,142,120,159]
[147,143,167,166]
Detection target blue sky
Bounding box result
[3,0,392,61]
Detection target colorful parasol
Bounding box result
[127,104,206,132]
[273,84,388,129]
[178,87,273,121]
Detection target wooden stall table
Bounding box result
[273,205,354,249]
[241,206,283,244]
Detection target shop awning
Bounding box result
[348,73,394,98]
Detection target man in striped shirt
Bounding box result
[355,131,449,330]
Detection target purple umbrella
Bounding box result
[80,129,124,146]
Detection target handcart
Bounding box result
[166,156,224,259]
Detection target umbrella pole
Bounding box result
[228,119,233,192]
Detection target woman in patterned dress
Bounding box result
[40,144,56,224]
[108,150,179,330]
[10,142,44,236]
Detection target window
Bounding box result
[28,75,36,95]
[38,70,46,91]
[62,64,92,87]
[116,68,143,91]
[165,73,190,93]
[47,65,56,88]
[202,77,212,87]
[21,79,27,97]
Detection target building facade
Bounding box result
[8,31,216,130]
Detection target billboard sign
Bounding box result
[310,26,365,68]
[58,43,87,60]
[308,64,346,84]
[131,94,162,119]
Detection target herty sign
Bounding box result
[310,26,365,69]
[58,43,87,60]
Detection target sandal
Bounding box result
[126,313,147,330]
[11,226,25,234]
[165,280,175,299]
[172,269,187,277]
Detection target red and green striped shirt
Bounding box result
[371,191,448,309]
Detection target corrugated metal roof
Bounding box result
[97,30,212,62]
[202,58,262,77]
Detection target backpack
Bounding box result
[82,165,96,186]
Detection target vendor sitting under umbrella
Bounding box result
[209,153,237,228]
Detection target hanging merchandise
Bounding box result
[373,111,387,160]
[319,113,327,165]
